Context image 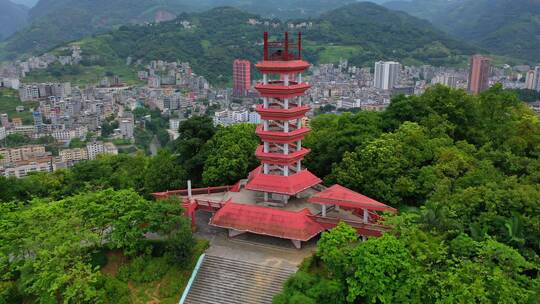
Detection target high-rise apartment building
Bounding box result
[533,67,540,92]
[119,118,134,140]
[525,70,536,90]
[233,59,251,97]
[432,73,458,88]
[33,111,43,132]
[468,55,491,95]
[374,61,400,90]
[0,114,9,129]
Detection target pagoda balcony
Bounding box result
[255,145,310,165]
[255,104,310,121]
[255,81,311,98]
[256,125,310,143]
[255,60,310,74]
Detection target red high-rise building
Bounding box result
[154,33,396,248]
[468,55,491,95]
[233,59,251,97]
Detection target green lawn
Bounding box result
[0,88,38,124]
[318,45,363,64]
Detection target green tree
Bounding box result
[202,124,258,186]
[304,112,382,177]
[170,116,217,185]
[144,150,187,194]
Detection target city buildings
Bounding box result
[213,109,260,126]
[0,145,46,164]
[0,145,52,178]
[468,55,491,95]
[59,148,88,163]
[233,59,251,97]
[2,156,52,178]
[0,127,5,140]
[86,141,118,160]
[19,82,71,101]
[374,61,400,90]
[0,77,20,90]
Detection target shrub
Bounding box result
[90,249,108,269]
[0,281,22,304]
[99,276,130,304]
[118,256,169,283]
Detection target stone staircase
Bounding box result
[183,254,296,304]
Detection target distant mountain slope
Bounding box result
[385,0,540,62]
[35,3,476,85]
[0,0,28,41]
[0,0,354,60]
[10,0,37,7]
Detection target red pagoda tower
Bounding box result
[153,32,396,249]
[245,32,321,205]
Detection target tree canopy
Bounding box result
[276,84,540,303]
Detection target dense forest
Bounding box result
[1,85,539,302]
[21,3,476,85]
[385,0,540,62]
[276,84,540,303]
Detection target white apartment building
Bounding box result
[3,158,52,178]
[374,61,401,90]
[533,67,540,91]
[432,74,458,88]
[169,118,181,131]
[119,118,134,139]
[86,141,118,160]
[0,127,5,141]
[7,125,36,137]
[213,110,255,126]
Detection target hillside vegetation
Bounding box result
[276,84,540,303]
[1,84,538,303]
[24,3,477,85]
[0,0,354,59]
[385,0,540,62]
[0,0,28,41]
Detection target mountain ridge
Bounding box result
[384,0,540,62]
[24,3,477,85]
[0,0,29,41]
[0,0,356,60]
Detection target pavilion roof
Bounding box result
[210,200,324,241]
[309,185,396,213]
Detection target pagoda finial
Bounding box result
[263,32,269,61]
[284,32,289,61]
[298,32,302,60]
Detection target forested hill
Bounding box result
[0,0,28,41]
[0,0,354,60]
[34,3,476,85]
[385,0,540,62]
